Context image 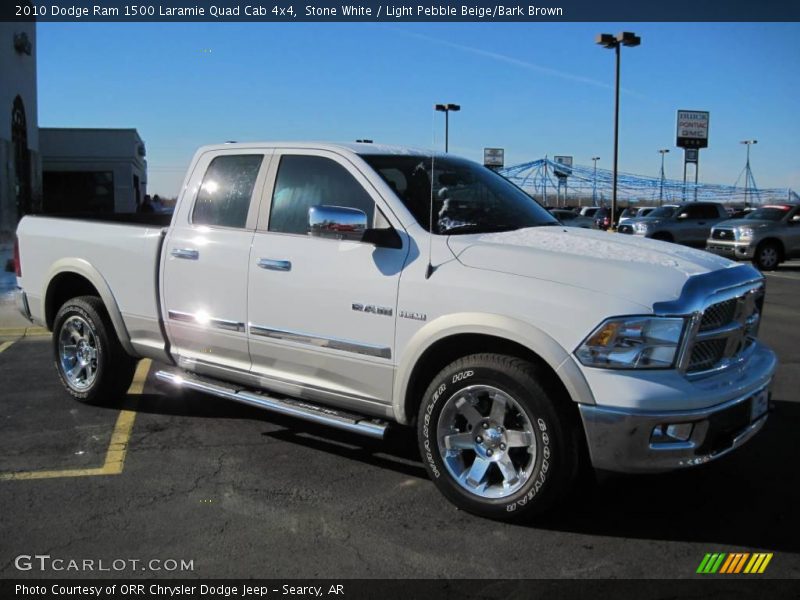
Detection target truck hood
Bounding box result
[447,226,737,310]
[714,218,775,229]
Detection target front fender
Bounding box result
[392,312,595,424]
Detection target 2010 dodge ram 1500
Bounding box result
[14,142,777,520]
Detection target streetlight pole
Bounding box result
[596,31,641,230]
[434,103,461,153]
[740,139,757,208]
[658,149,670,206]
[591,156,600,206]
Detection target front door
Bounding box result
[247,150,407,413]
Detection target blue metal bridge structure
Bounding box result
[499,158,799,207]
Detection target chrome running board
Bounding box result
[155,370,388,439]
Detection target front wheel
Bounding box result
[753,241,781,271]
[417,354,580,521]
[53,296,137,404]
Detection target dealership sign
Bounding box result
[483,148,504,168]
[676,110,710,148]
[553,155,573,177]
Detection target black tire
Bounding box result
[417,353,581,521]
[651,231,673,243]
[753,240,782,271]
[53,295,137,404]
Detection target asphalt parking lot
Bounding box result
[0,263,798,580]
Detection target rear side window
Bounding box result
[192,154,263,228]
[268,155,374,235]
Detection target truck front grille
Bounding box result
[712,228,735,240]
[685,286,764,375]
[688,339,727,372]
[698,298,738,331]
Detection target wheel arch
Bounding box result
[394,313,595,426]
[756,237,785,258]
[43,258,137,357]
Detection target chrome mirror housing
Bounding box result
[308,205,368,241]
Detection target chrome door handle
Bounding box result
[171,248,199,260]
[257,258,292,272]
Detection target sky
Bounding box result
[37,22,800,197]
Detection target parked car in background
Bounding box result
[618,206,655,225]
[580,206,600,219]
[617,202,727,247]
[706,203,800,270]
[550,209,596,229]
[593,207,624,231]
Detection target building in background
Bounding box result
[0,22,42,237]
[40,128,147,213]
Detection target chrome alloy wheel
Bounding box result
[58,316,99,390]
[759,246,779,269]
[436,384,537,499]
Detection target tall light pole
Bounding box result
[740,139,757,208]
[434,103,460,153]
[596,31,641,229]
[658,149,670,206]
[591,156,600,206]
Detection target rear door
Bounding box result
[246,149,407,413]
[785,206,800,256]
[162,149,271,377]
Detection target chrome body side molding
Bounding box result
[167,310,245,333]
[248,324,391,359]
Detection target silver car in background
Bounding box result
[618,202,728,247]
[550,209,596,228]
[706,203,800,270]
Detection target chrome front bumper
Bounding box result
[706,240,755,260]
[579,383,771,473]
[15,287,33,322]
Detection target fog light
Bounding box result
[651,422,694,444]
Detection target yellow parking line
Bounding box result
[0,359,151,481]
[0,341,15,354]
[0,326,50,337]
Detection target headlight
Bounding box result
[736,227,755,241]
[633,222,650,233]
[575,316,686,369]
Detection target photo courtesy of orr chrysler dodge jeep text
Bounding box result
[13,142,777,520]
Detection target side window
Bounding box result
[268,155,374,235]
[192,154,263,229]
[684,205,715,219]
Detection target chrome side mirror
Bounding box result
[308,205,367,241]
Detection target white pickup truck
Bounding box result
[14,142,777,520]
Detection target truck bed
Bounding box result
[16,214,171,361]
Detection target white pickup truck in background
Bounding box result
[14,142,777,520]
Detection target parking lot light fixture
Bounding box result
[596,31,641,229]
[658,149,670,206]
[591,156,600,205]
[435,103,461,152]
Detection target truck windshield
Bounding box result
[744,206,791,221]
[361,155,558,235]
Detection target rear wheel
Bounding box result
[753,241,781,271]
[53,296,137,404]
[417,353,580,521]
